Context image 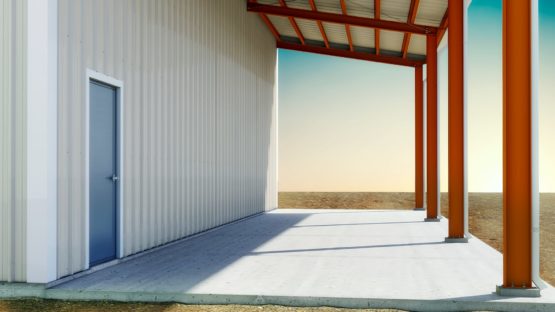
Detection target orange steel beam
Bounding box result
[277,41,425,67]
[402,0,420,58]
[247,2,437,35]
[308,0,330,48]
[278,0,305,45]
[502,0,534,289]
[415,65,424,209]
[375,0,381,54]
[447,0,465,239]
[340,0,354,51]
[437,11,449,46]
[426,33,439,220]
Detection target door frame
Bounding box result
[85,69,124,269]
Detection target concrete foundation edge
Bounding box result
[1,284,554,312]
[444,237,470,243]
[424,218,441,222]
[496,285,541,298]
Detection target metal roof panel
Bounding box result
[268,15,298,39]
[285,0,312,10]
[408,33,426,56]
[341,0,374,18]
[381,0,412,22]
[322,21,349,46]
[312,0,344,14]
[255,0,446,62]
[351,25,374,48]
[296,18,327,42]
[380,30,404,54]
[415,0,448,26]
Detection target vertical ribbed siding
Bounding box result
[57,0,277,278]
[0,0,27,282]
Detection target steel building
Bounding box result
[0,0,551,309]
[2,0,277,283]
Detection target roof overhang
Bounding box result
[248,0,449,67]
[247,2,438,35]
[277,41,426,67]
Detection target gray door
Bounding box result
[89,80,118,267]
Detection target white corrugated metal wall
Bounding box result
[0,0,27,282]
[57,0,277,278]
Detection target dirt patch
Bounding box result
[0,299,402,312]
[279,192,555,286]
[279,192,415,210]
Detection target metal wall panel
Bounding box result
[0,0,27,282]
[57,0,277,278]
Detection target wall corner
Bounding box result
[26,0,58,284]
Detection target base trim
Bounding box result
[496,285,541,298]
[444,237,469,243]
[1,285,552,312]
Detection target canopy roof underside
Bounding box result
[248,0,449,67]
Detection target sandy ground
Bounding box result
[279,192,555,286]
[0,300,401,312]
[279,192,416,210]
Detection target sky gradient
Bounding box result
[278,0,555,192]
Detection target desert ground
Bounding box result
[279,192,555,286]
[0,300,401,312]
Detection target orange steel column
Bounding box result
[425,34,439,221]
[498,0,540,296]
[415,66,424,210]
[446,0,467,240]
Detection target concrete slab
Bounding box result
[2,209,555,311]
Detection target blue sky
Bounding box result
[278,0,555,192]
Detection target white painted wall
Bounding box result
[26,0,58,284]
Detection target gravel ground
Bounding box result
[0,300,403,312]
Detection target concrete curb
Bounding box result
[1,285,555,312]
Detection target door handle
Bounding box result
[107,174,119,182]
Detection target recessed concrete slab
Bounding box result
[2,209,555,311]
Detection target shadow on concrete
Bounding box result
[283,209,422,214]
[248,241,445,256]
[291,220,424,228]
[443,292,524,302]
[52,210,446,296]
[54,212,312,292]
